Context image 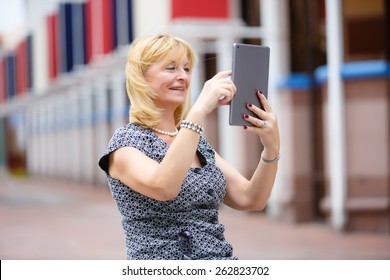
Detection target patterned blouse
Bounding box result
[98,123,237,260]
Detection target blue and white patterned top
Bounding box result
[98,123,237,260]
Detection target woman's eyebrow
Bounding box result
[164,60,189,66]
[163,60,177,66]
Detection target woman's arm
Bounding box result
[219,91,280,211]
[217,150,278,211]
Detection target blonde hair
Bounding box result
[125,34,196,128]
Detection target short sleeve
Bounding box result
[197,137,216,164]
[98,123,165,175]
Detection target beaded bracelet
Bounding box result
[261,152,280,164]
[180,120,204,135]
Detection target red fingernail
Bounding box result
[258,90,263,95]
[243,125,248,130]
[243,114,249,119]
[247,103,252,107]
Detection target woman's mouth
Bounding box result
[170,87,186,92]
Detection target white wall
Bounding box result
[133,0,171,37]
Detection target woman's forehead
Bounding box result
[161,51,190,64]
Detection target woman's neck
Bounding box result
[157,109,177,131]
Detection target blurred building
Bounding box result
[0,0,389,234]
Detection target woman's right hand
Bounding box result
[191,70,237,118]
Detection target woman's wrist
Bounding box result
[186,107,206,125]
[180,120,204,135]
[261,152,280,164]
[261,148,280,162]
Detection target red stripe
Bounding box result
[0,59,5,103]
[171,0,229,19]
[102,0,114,54]
[16,40,27,95]
[47,13,59,81]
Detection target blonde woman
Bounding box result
[98,34,280,260]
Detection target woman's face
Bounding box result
[144,52,191,110]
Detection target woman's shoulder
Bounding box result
[112,123,149,138]
[109,123,152,148]
[99,123,155,173]
[115,122,144,133]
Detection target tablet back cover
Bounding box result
[229,43,270,126]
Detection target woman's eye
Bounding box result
[184,67,190,73]
[166,66,175,71]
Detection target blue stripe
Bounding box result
[113,0,118,48]
[277,73,313,90]
[314,60,390,84]
[114,0,133,46]
[5,54,16,100]
[72,3,86,66]
[59,3,74,73]
[279,60,390,89]
[26,35,33,89]
[127,0,134,43]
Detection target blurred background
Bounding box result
[0,0,389,259]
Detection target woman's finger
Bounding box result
[246,102,267,120]
[213,70,232,80]
[258,90,273,112]
[243,113,269,128]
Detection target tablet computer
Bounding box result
[229,43,270,126]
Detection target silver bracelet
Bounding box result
[180,120,204,135]
[261,152,280,164]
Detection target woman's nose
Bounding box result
[176,69,188,80]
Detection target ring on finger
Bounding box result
[261,120,267,128]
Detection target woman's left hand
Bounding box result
[242,90,280,158]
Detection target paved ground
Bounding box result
[1,171,390,260]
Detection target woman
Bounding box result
[98,34,280,260]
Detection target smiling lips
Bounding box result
[170,87,186,91]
